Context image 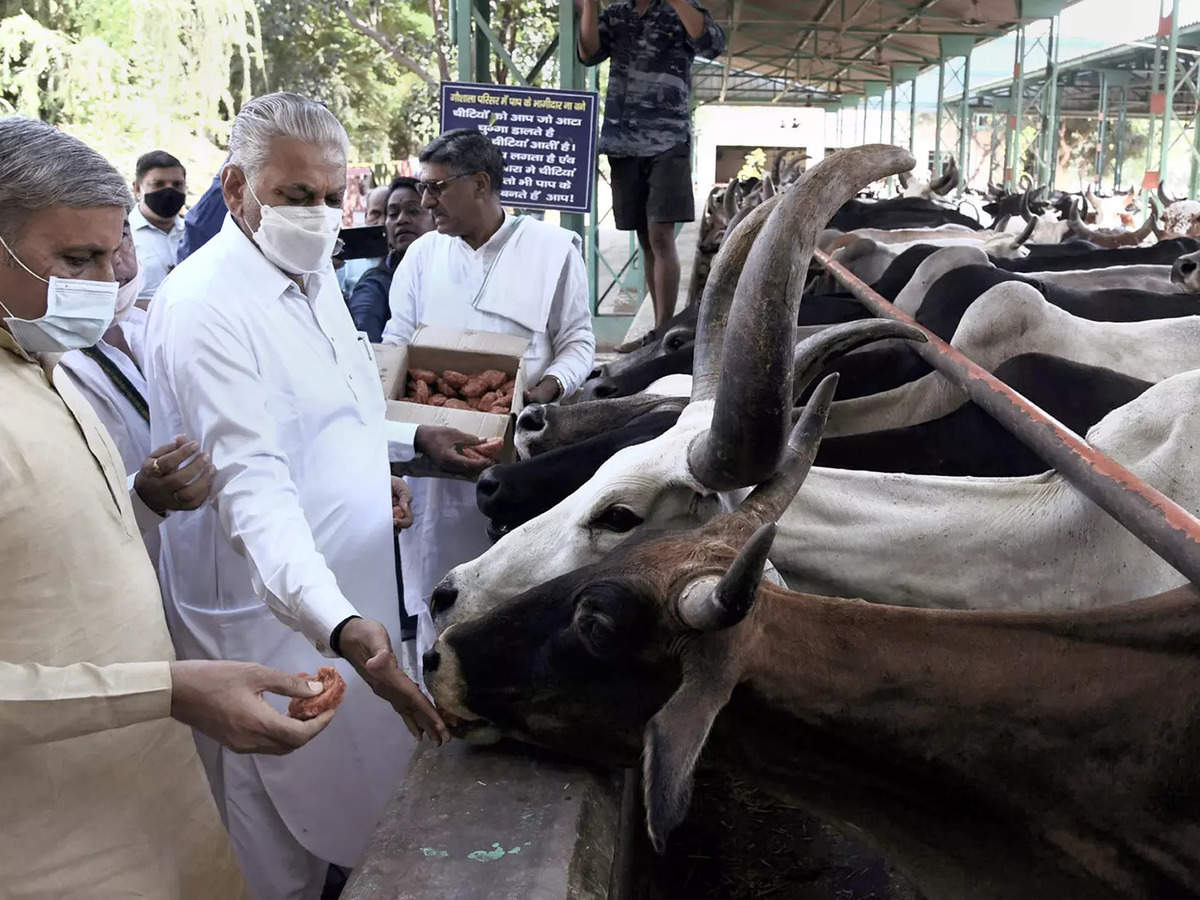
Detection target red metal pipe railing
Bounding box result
[815,247,1200,588]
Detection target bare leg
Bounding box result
[636,224,659,324]
[646,221,679,331]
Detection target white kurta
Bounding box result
[57,306,164,567]
[144,215,418,869]
[130,206,185,302]
[383,215,595,669]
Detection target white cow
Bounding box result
[436,146,1200,632]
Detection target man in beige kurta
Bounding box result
[0,327,249,898]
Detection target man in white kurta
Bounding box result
[382,129,595,665]
[144,92,468,900]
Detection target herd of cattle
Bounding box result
[422,144,1200,899]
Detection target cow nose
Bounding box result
[591,381,619,399]
[519,404,546,432]
[476,470,501,500]
[423,649,441,673]
[587,366,604,380]
[431,584,458,616]
[1183,260,1197,276]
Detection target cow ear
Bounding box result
[641,651,738,853]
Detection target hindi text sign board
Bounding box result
[440,81,598,214]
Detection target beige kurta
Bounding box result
[0,330,247,899]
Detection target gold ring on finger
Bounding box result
[152,457,162,477]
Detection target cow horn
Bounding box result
[687,144,916,491]
[1068,199,1151,249]
[1013,212,1038,247]
[762,172,777,199]
[898,169,912,189]
[1159,182,1178,207]
[1018,172,1033,192]
[931,156,959,196]
[676,522,777,631]
[1085,184,1100,213]
[1125,211,1157,245]
[1019,187,1035,223]
[789,318,926,407]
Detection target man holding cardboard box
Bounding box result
[382,128,595,667]
[143,94,490,899]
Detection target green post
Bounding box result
[558,0,584,239]
[1158,0,1180,187]
[1115,86,1128,189]
[957,50,973,195]
[934,57,946,173]
[473,0,490,84]
[1039,16,1060,189]
[1095,70,1108,189]
[455,0,472,81]
[1145,0,1164,188]
[1008,27,1026,189]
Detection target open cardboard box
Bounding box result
[375,325,529,480]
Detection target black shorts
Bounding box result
[609,142,695,230]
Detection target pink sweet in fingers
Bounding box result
[287,666,347,720]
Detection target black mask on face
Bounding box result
[143,187,186,219]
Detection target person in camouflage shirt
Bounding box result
[578,0,724,333]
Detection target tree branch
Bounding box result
[335,0,439,87]
[427,0,451,82]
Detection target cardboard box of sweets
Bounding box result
[374,325,529,480]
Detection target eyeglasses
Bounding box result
[415,172,474,199]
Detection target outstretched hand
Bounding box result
[169,660,336,754]
[338,617,450,745]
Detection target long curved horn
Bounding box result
[1159,182,1178,208]
[931,156,959,196]
[771,150,786,186]
[1124,212,1157,245]
[1085,184,1100,214]
[898,169,912,189]
[676,522,776,631]
[790,318,925,406]
[1019,187,1035,223]
[1013,212,1038,246]
[761,172,777,199]
[1068,199,1149,249]
[687,144,915,491]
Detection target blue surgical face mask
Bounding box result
[0,233,116,353]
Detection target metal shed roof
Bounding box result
[960,21,1200,118]
[693,0,1080,105]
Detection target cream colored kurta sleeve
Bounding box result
[0,660,171,753]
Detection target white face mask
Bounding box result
[246,181,343,275]
[0,234,116,353]
[114,268,143,320]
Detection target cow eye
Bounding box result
[575,607,621,658]
[591,505,644,533]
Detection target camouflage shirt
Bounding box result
[580,0,725,158]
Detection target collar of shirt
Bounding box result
[454,213,523,265]
[0,327,32,363]
[215,213,323,306]
[129,204,185,237]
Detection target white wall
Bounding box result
[692,104,828,192]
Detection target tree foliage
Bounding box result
[1,0,562,182]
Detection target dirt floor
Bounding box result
[635,770,927,900]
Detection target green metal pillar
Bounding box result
[1115,85,1128,189]
[473,0,490,84]
[1158,0,1181,189]
[558,0,584,238]
[1095,70,1109,189]
[455,0,472,81]
[957,50,973,195]
[1007,27,1026,189]
[934,57,946,173]
[1145,0,1165,189]
[1038,16,1060,188]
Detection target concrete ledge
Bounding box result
[344,740,623,900]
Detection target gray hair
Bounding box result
[0,117,131,244]
[227,92,349,179]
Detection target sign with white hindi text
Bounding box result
[439,81,598,214]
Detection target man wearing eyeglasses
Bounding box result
[381,128,595,673]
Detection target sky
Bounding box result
[911,0,1200,105]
